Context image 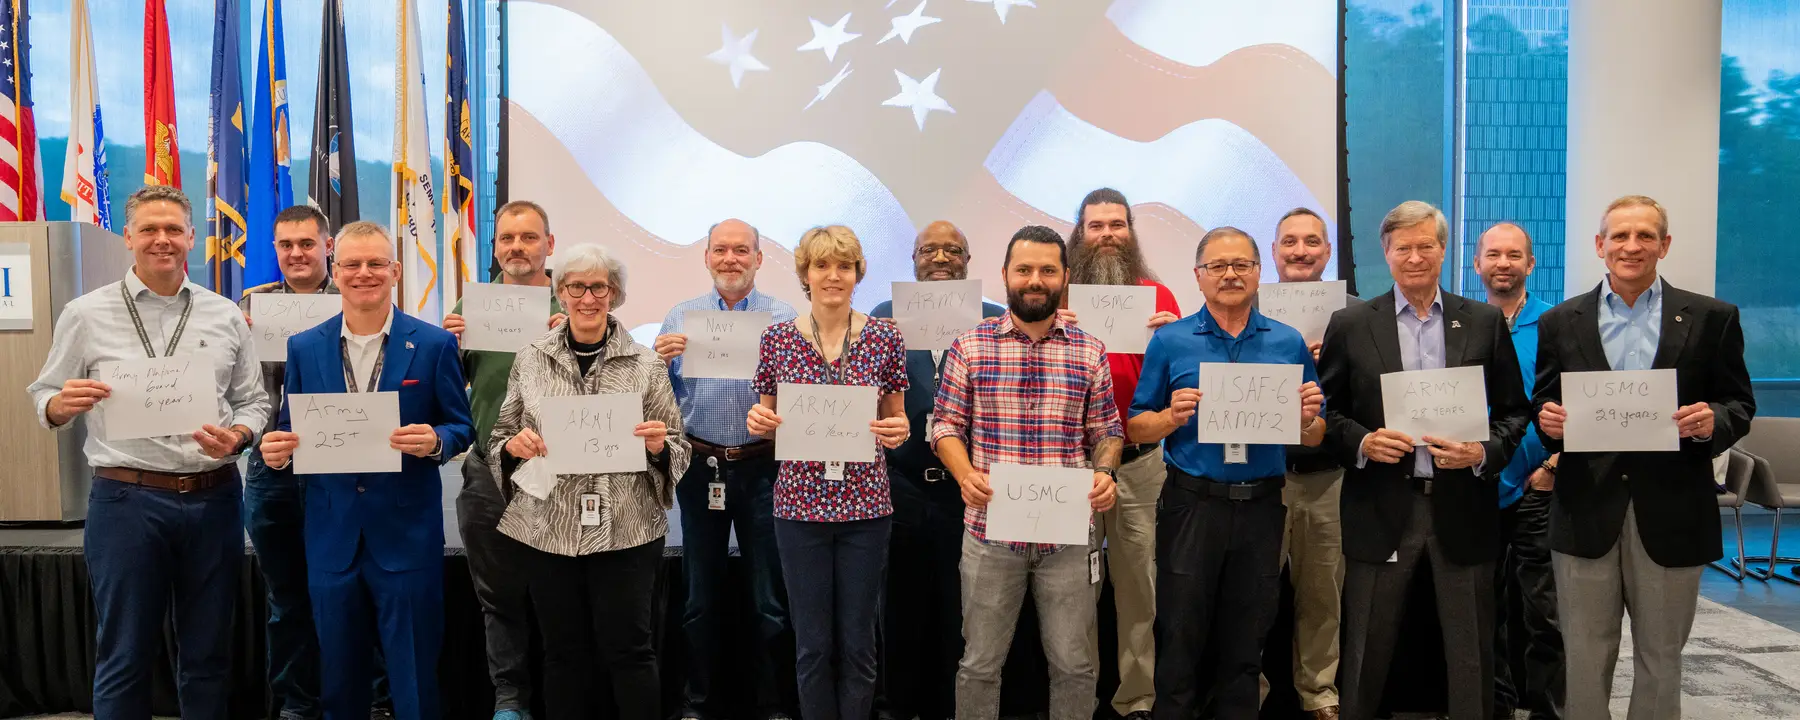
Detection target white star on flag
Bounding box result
[879,1,942,45]
[706,24,769,89]
[805,62,854,111]
[968,0,1036,24]
[798,13,860,63]
[883,68,954,130]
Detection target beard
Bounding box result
[500,256,537,280]
[712,266,756,296]
[1070,232,1152,286]
[1007,282,1063,323]
[1483,273,1521,295]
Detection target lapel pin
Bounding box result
[1451,320,1462,329]
[1675,316,1683,323]
[405,341,415,349]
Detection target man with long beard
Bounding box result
[1063,188,1181,720]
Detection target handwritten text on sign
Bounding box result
[98,355,222,441]
[539,393,648,475]
[1257,281,1347,344]
[1195,362,1304,445]
[1562,369,1679,452]
[1379,366,1491,445]
[683,310,773,380]
[249,293,340,362]
[984,463,1093,546]
[289,392,402,474]
[1067,284,1154,354]
[462,283,553,353]
[774,383,879,463]
[891,280,982,350]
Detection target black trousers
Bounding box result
[1494,489,1564,720]
[527,537,665,720]
[1152,471,1287,720]
[457,452,536,712]
[875,468,966,720]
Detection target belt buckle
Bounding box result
[723,446,744,462]
[1227,483,1253,501]
[924,468,947,483]
[1420,478,1434,495]
[176,474,199,493]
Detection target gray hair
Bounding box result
[124,185,194,229]
[1194,226,1261,266]
[334,221,394,258]
[1599,195,1669,238]
[1380,200,1449,248]
[554,243,628,309]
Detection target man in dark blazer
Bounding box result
[1318,201,1531,720]
[260,222,474,720]
[1532,195,1754,720]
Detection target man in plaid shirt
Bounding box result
[931,225,1124,720]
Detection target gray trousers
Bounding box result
[1341,494,1494,720]
[1553,502,1702,720]
[957,533,1096,720]
[457,454,535,711]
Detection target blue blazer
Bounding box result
[278,310,474,574]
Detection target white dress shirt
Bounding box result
[340,309,395,392]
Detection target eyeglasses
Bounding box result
[1198,260,1259,277]
[561,282,614,299]
[915,245,967,259]
[336,259,394,273]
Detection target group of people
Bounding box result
[27,182,1753,720]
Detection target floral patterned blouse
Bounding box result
[752,316,910,522]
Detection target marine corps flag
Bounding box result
[143,0,180,187]
[307,0,357,232]
[443,0,475,307]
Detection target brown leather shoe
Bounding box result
[1309,706,1341,720]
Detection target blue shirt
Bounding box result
[659,287,798,446]
[1599,275,1663,372]
[1396,289,1447,478]
[1130,306,1318,482]
[1497,294,1554,508]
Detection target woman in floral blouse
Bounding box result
[747,225,910,720]
[490,243,690,720]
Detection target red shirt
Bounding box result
[1104,280,1180,426]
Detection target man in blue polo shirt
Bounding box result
[1128,227,1324,720]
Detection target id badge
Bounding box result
[1225,443,1249,464]
[580,493,601,527]
[823,461,846,481]
[1089,549,1102,586]
[707,482,726,511]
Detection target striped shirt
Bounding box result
[929,313,1122,554]
[659,287,797,446]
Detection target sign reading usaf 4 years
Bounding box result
[683,310,773,380]
[774,383,879,463]
[250,293,341,361]
[97,355,222,441]
[1067,284,1155,354]
[0,242,34,330]
[288,392,402,474]
[1379,366,1490,445]
[538,392,649,475]
[891,280,982,350]
[983,463,1093,546]
[1256,281,1346,344]
[462,282,553,353]
[1561,369,1679,453]
[1195,362,1304,445]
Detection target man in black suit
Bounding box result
[1318,200,1531,720]
[1532,195,1755,720]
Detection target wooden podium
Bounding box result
[0,222,133,521]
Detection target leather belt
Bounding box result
[1121,442,1160,465]
[1286,455,1340,475]
[688,436,774,463]
[95,465,237,494]
[1413,476,1435,495]
[1169,470,1284,501]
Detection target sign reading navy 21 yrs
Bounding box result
[1379,366,1490,445]
[774,383,879,463]
[1194,362,1304,445]
[683,310,773,380]
[891,280,982,351]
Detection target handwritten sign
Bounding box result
[1067,284,1154,354]
[984,463,1093,546]
[891,280,982,350]
[0,242,35,330]
[1195,362,1304,445]
[97,355,221,441]
[1257,281,1346,344]
[683,310,773,380]
[1379,366,1490,445]
[1562,369,1679,453]
[249,293,340,361]
[462,282,553,353]
[774,383,879,463]
[539,393,648,475]
[288,392,402,474]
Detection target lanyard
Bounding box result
[119,281,194,358]
[339,335,387,393]
[809,311,854,385]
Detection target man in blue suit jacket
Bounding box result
[261,222,474,720]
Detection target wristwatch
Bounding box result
[1540,460,1557,475]
[233,428,255,455]
[1094,466,1118,480]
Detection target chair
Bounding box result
[1738,417,1800,584]
[1708,447,1756,581]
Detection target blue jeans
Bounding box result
[677,454,791,717]
[775,515,892,720]
[86,471,243,720]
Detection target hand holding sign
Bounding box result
[250,293,340,361]
[1195,363,1304,444]
[1256,281,1347,344]
[539,393,648,475]
[289,392,402,474]
[983,463,1094,545]
[774,383,879,463]
[462,283,553,353]
[97,355,221,441]
[1067,284,1155,353]
[1379,366,1490,445]
[892,280,981,350]
[683,310,772,379]
[1561,369,1679,452]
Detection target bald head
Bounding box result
[1474,222,1535,298]
[705,218,764,299]
[913,220,971,281]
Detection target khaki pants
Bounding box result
[1260,468,1344,711]
[1090,448,1163,715]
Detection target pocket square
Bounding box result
[402,379,421,387]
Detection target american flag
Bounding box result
[0,0,45,221]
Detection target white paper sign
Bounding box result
[1562,369,1680,452]
[512,457,558,500]
[289,392,402,474]
[891,280,982,350]
[1195,362,1305,445]
[538,393,648,475]
[97,355,222,441]
[462,283,553,353]
[1257,281,1346,344]
[683,310,773,380]
[249,293,341,361]
[984,463,1093,546]
[1379,366,1491,445]
[1068,284,1154,354]
[774,383,879,463]
[0,242,34,330]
